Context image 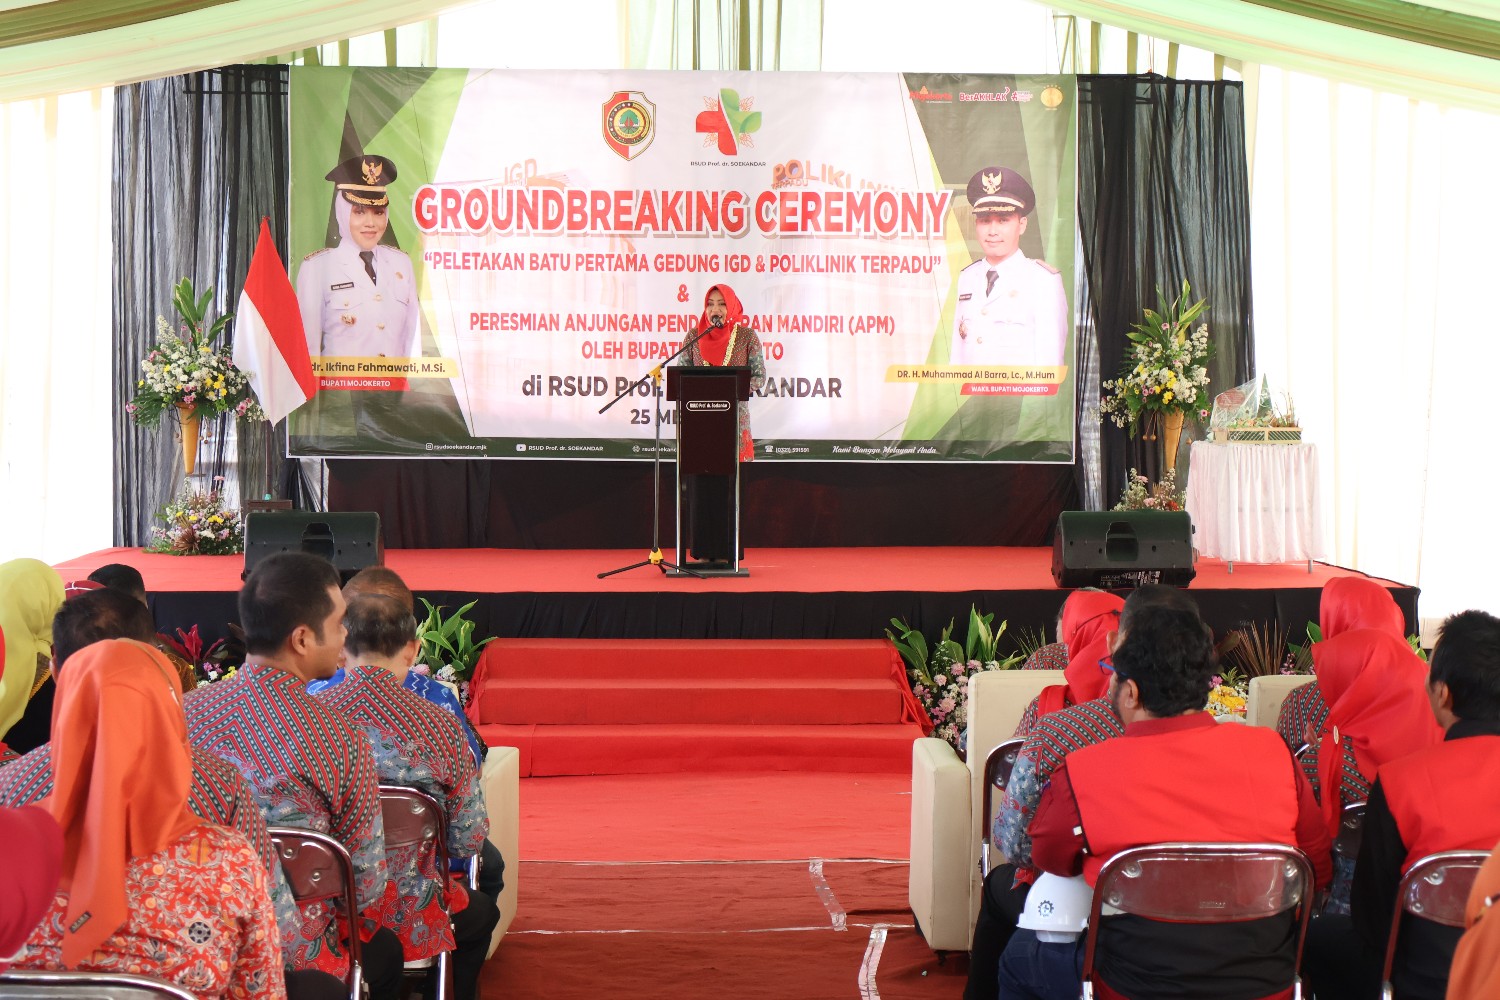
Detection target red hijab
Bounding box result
[694,284,747,366]
[1036,591,1126,718]
[1320,577,1405,640]
[1312,629,1441,836]
[0,805,62,966]
[44,639,200,965]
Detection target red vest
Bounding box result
[1069,717,1302,885]
[1380,735,1500,872]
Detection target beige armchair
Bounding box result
[909,668,1066,952]
[1247,674,1316,729]
[480,746,520,957]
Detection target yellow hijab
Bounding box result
[0,558,65,739]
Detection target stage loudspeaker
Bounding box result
[243,512,383,582]
[1051,511,1195,588]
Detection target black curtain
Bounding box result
[112,65,292,545]
[1075,75,1256,509]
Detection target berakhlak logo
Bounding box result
[696,88,762,155]
[602,91,656,161]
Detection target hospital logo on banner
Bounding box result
[602,91,656,161]
[696,87,762,156]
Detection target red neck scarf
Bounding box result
[1312,629,1441,836]
[1320,577,1405,640]
[1037,592,1126,718]
[44,639,201,965]
[694,284,747,366]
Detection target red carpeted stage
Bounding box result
[53,545,1417,646]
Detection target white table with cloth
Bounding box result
[1185,441,1325,566]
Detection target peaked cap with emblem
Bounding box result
[966,165,1035,215]
[326,154,398,207]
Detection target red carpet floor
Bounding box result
[486,773,964,999]
[518,772,911,863]
[53,545,1396,594]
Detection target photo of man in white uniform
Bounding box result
[951,165,1067,369]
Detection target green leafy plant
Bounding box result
[886,606,1025,748]
[415,598,495,684]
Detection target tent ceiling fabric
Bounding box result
[1048,0,1500,112]
[0,0,475,102]
[1,1,232,49]
[1246,0,1500,59]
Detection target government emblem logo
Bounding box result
[602,91,656,161]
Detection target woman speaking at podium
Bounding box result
[679,285,767,461]
[677,285,767,563]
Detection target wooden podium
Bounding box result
[666,365,751,576]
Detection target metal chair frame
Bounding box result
[267,827,364,1000]
[378,784,457,1000]
[1079,842,1315,1000]
[979,737,1025,877]
[0,969,200,1000]
[1379,849,1490,1000]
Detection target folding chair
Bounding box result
[1380,850,1490,1000]
[1080,843,1315,1000]
[268,827,364,1000]
[0,970,199,1000]
[979,737,1025,877]
[378,785,456,1000]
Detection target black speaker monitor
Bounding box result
[244,511,384,581]
[1051,510,1195,588]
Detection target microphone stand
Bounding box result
[596,325,715,579]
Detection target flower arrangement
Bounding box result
[887,606,1025,749]
[1099,281,1213,438]
[145,479,244,556]
[414,598,496,705]
[158,624,240,689]
[1207,667,1249,719]
[1112,468,1186,512]
[127,278,266,427]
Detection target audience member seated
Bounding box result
[307,566,504,900]
[85,562,148,604]
[999,600,1332,1000]
[0,559,65,762]
[315,593,498,1000]
[964,585,1189,1000]
[1276,577,1407,752]
[1303,610,1500,1000]
[9,639,284,999]
[0,805,61,971]
[1446,840,1500,1000]
[1012,589,1124,739]
[184,553,404,1000]
[1300,629,1441,912]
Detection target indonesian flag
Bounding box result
[233,218,316,424]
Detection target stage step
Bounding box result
[476,722,924,777]
[470,638,925,776]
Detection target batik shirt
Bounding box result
[184,662,387,974]
[14,824,285,1000]
[315,665,488,960]
[1276,681,1330,751]
[0,742,302,953]
[1011,642,1072,739]
[309,667,485,768]
[995,695,1124,882]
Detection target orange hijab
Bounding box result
[1036,591,1126,718]
[1447,842,1500,1000]
[694,284,747,366]
[1312,629,1441,837]
[44,639,200,966]
[1320,577,1405,640]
